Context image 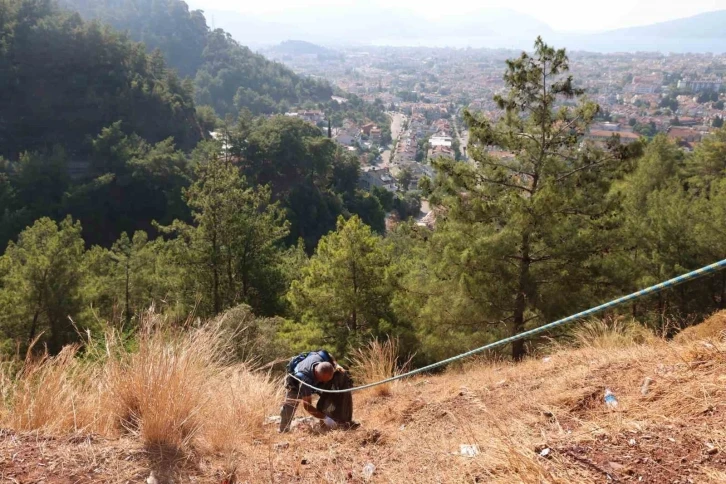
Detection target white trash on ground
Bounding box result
[459,444,480,457]
[641,377,653,396]
[363,463,376,480]
[604,388,618,408]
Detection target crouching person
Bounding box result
[279,350,355,433]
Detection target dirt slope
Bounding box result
[2,315,726,483]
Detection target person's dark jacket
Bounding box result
[316,370,354,423]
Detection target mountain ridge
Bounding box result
[189,5,726,53]
[57,0,334,116]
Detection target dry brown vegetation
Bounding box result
[2,311,726,483]
[349,338,410,398]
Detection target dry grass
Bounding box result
[0,309,278,470]
[1,345,89,433]
[566,316,657,349]
[349,337,410,398]
[675,310,726,343]
[102,311,239,450]
[2,312,726,483]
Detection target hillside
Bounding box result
[0,0,202,158]
[57,0,334,115]
[272,40,336,57]
[2,312,725,482]
[562,10,726,53]
[189,5,553,49]
[193,3,726,53]
[604,10,726,40]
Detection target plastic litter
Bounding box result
[460,444,480,457]
[641,377,653,396]
[604,389,618,408]
[363,463,376,479]
[266,415,282,425]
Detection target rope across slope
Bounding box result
[289,258,726,394]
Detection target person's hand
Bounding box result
[323,416,338,429]
[335,364,345,373]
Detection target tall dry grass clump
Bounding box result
[349,338,410,397]
[0,309,279,456]
[675,310,726,343]
[567,317,656,349]
[200,367,281,453]
[102,311,236,450]
[0,345,95,433]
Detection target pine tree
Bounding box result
[287,216,395,355]
[160,143,289,316]
[83,231,183,326]
[419,38,637,360]
[0,217,88,354]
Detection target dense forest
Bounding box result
[1,2,724,369]
[56,0,333,116]
[55,0,391,137]
[0,1,203,158]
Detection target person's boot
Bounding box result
[279,402,296,433]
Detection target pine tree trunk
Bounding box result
[512,233,531,361]
[28,309,41,346]
[124,259,131,328]
[212,230,221,315]
[351,258,358,335]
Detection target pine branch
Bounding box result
[555,154,617,182]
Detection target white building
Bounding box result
[678,80,723,92]
[430,136,453,147]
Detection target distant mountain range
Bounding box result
[187,4,726,54]
[269,40,337,57]
[559,10,726,53]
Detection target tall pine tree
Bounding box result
[418,38,636,360]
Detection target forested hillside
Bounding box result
[0,0,203,248]
[0,0,202,159]
[0,0,390,337]
[1,25,724,377]
[57,0,334,115]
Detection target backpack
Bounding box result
[287,350,333,375]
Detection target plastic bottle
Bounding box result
[604,388,618,408]
[363,463,376,480]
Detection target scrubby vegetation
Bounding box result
[2,311,726,482]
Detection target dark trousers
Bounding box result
[279,379,304,433]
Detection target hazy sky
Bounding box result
[191,0,725,32]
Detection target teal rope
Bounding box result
[289,258,726,394]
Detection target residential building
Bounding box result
[370,127,382,142]
[429,145,455,160]
[300,110,325,123]
[360,166,397,192]
[667,126,701,143]
[586,130,640,144]
[678,80,723,92]
[360,122,377,136]
[430,135,453,147]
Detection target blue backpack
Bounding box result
[287,350,333,375]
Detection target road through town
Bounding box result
[381,112,405,166]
